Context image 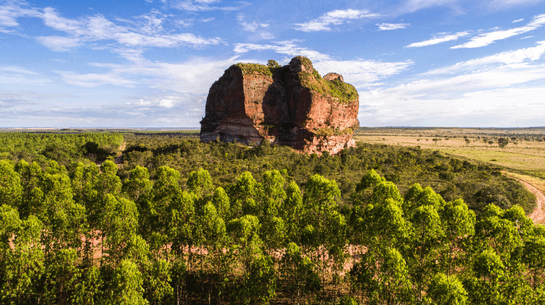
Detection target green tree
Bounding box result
[107,259,148,305]
[0,160,23,208]
[0,215,45,304]
[280,242,321,304]
[43,248,82,305]
[350,246,413,305]
[426,273,468,305]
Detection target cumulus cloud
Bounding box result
[294,9,379,32]
[406,31,470,48]
[451,14,545,49]
[377,23,409,31]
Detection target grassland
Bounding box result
[354,127,545,178]
[354,127,545,218]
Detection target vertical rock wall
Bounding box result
[200,56,359,155]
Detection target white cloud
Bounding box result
[36,36,81,52]
[237,14,273,39]
[513,18,524,23]
[490,0,544,8]
[359,85,545,127]
[234,40,332,62]
[359,53,545,126]
[0,66,39,75]
[427,41,545,74]
[55,71,137,87]
[0,0,41,27]
[452,14,545,49]
[0,65,52,86]
[158,99,176,108]
[3,4,223,51]
[173,0,249,11]
[294,9,379,32]
[406,31,470,48]
[377,23,409,31]
[401,0,460,13]
[59,51,238,96]
[314,59,413,88]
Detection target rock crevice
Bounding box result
[200,56,359,155]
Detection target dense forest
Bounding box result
[0,133,543,304]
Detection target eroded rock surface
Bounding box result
[200,56,359,155]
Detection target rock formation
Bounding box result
[200,56,359,155]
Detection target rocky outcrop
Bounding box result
[200,56,359,155]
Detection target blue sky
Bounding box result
[1,0,545,127]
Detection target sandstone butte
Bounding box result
[200,56,360,155]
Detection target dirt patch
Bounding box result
[517,179,545,224]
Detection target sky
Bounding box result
[1,0,545,127]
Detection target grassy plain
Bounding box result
[354,127,545,196]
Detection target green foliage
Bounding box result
[427,273,468,305]
[108,259,148,305]
[294,56,358,103]
[1,132,544,304]
[235,63,273,77]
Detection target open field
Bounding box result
[355,127,545,223]
[354,127,545,179]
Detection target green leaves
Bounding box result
[427,273,468,305]
[0,161,23,208]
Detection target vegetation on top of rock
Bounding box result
[234,63,274,77]
[233,57,358,104]
[295,56,358,104]
[267,59,280,68]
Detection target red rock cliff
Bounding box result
[200,56,359,155]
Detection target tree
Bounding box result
[0,161,23,208]
[143,259,173,305]
[280,242,321,304]
[440,199,475,276]
[465,249,506,304]
[107,259,148,305]
[43,249,82,305]
[73,266,103,305]
[187,168,214,198]
[350,246,413,304]
[427,273,468,305]
[0,215,45,304]
[498,138,509,148]
[267,60,280,68]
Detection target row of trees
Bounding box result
[0,132,535,214]
[119,136,536,214]
[1,158,544,304]
[0,133,123,166]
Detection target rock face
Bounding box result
[200,56,359,155]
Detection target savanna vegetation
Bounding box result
[0,131,544,304]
